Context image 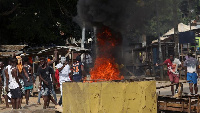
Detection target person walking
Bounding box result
[184,53,199,94]
[156,54,181,95]
[22,57,34,105]
[38,57,57,109]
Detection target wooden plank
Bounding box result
[159,106,196,112]
[182,94,200,98]
[158,102,188,108]
[156,81,191,89]
[159,106,188,112]
[158,97,189,103]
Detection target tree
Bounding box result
[0,0,81,46]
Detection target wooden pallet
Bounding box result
[158,95,200,113]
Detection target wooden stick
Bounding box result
[156,81,191,89]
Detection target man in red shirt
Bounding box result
[157,55,180,95]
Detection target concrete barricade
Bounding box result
[63,81,156,113]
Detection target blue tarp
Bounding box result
[179,31,195,44]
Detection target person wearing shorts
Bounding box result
[10,87,21,99]
[22,57,34,105]
[38,57,57,109]
[184,53,199,94]
[168,73,179,84]
[156,55,180,95]
[8,58,22,109]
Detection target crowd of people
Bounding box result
[156,53,200,96]
[0,50,88,110]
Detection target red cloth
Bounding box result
[55,69,60,87]
[163,59,172,75]
[29,57,33,64]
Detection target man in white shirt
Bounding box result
[55,56,71,105]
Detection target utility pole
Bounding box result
[93,26,98,59]
[156,1,163,80]
[173,0,179,58]
[188,0,192,30]
[81,23,86,49]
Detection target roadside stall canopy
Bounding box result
[163,23,197,36]
[152,23,198,44]
[0,45,27,57]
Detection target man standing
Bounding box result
[4,58,12,108]
[184,53,199,94]
[156,55,181,95]
[72,56,85,82]
[0,61,4,104]
[7,58,22,109]
[38,57,57,109]
[0,61,9,107]
[56,56,71,106]
[37,50,58,105]
[22,57,34,105]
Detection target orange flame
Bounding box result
[89,28,124,82]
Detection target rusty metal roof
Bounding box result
[0,45,27,57]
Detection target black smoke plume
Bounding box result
[76,0,151,33]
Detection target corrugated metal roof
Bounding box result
[151,23,198,44]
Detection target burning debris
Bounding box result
[76,0,153,81]
[90,28,124,81]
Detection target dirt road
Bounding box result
[0,94,61,113]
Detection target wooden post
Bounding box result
[198,96,200,113]
[166,43,168,59]
[173,0,179,58]
[72,51,74,64]
[146,46,148,62]
[195,39,197,58]
[164,99,167,110]
[151,46,155,76]
[181,44,183,61]
[0,92,1,104]
[181,100,184,112]
[187,43,190,53]
[188,97,191,113]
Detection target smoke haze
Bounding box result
[76,0,150,33]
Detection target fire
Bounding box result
[90,57,123,81]
[89,28,124,81]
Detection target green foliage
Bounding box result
[0,0,81,46]
[1,0,200,46]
